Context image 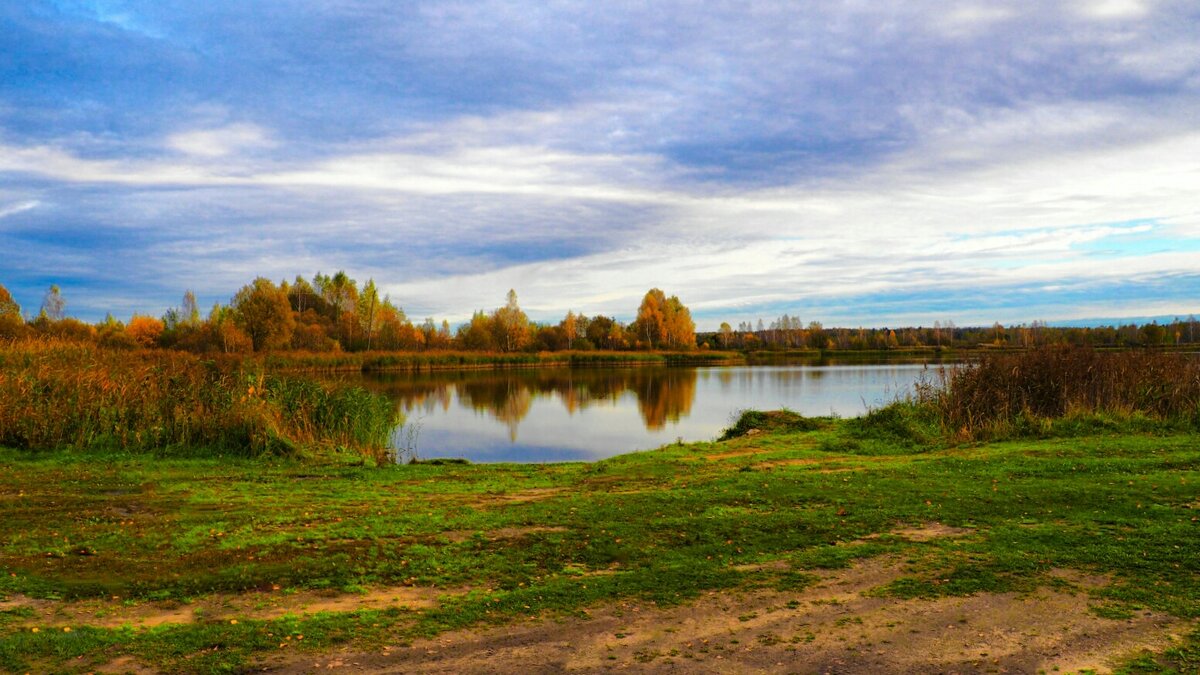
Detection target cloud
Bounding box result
[167,123,272,157]
[1077,0,1152,20]
[1,2,1199,325]
[0,200,38,219]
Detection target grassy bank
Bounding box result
[0,340,397,460]
[1,409,1197,672]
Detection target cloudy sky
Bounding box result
[1,1,1198,328]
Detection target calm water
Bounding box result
[354,362,945,463]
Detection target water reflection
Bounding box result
[360,367,697,436]
[350,363,939,463]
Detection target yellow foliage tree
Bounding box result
[126,314,165,348]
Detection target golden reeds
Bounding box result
[0,339,396,459]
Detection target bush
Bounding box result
[719,409,820,440]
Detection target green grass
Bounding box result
[0,413,1197,671]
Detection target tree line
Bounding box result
[1,277,1194,353]
[0,276,696,353]
[702,315,1200,350]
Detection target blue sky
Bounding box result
[1,1,1198,328]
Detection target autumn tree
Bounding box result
[663,295,696,348]
[562,310,579,350]
[181,290,201,327]
[633,289,694,349]
[634,288,667,347]
[357,279,381,350]
[458,311,496,350]
[530,325,559,351]
[232,277,294,351]
[126,314,165,348]
[40,285,66,321]
[94,314,134,349]
[0,284,25,338]
[492,289,532,352]
[375,298,421,350]
[285,275,313,315]
[0,284,18,318]
[719,322,733,348]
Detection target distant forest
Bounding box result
[0,274,1195,353]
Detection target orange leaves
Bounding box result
[125,314,165,348]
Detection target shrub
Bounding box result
[719,409,820,440]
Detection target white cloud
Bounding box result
[1077,0,1152,20]
[933,5,1018,37]
[167,123,273,158]
[0,200,38,219]
[2,88,1199,327]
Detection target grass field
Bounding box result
[1,410,1197,672]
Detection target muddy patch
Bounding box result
[263,557,1188,674]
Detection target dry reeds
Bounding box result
[0,339,396,458]
[935,347,1200,439]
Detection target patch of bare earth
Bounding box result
[92,655,159,674]
[756,454,909,472]
[442,526,568,544]
[698,448,764,461]
[468,487,566,506]
[888,522,976,542]
[3,585,446,631]
[263,556,1188,674]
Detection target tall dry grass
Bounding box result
[933,347,1200,439]
[0,339,397,458]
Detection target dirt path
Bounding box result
[262,555,1190,674]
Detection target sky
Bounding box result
[1,0,1198,329]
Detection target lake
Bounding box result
[352,360,950,463]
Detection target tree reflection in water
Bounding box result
[356,367,699,439]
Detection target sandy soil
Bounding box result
[260,553,1189,674]
[2,585,444,630]
[27,523,1190,674]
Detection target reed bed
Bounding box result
[261,349,738,373]
[931,347,1200,439]
[0,340,396,458]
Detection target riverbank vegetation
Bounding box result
[0,340,396,461]
[922,347,1200,441]
[2,340,1197,466]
